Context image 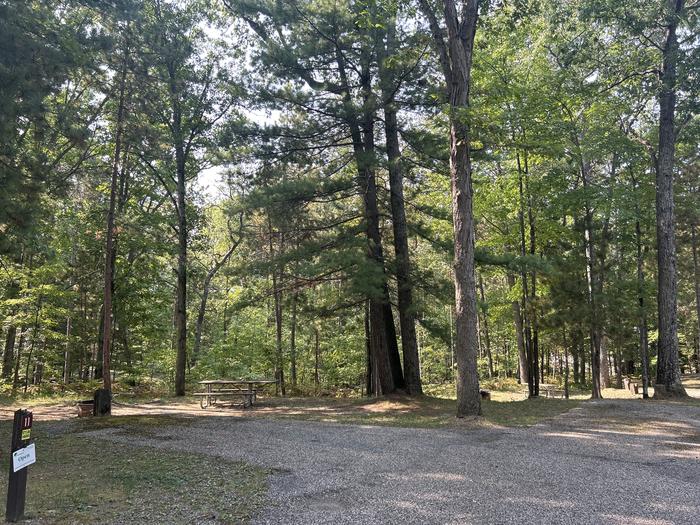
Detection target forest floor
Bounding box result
[80,393,700,524]
[0,376,698,523]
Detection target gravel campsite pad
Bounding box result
[82,399,700,525]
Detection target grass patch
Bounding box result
[483,398,580,426]
[0,419,268,524]
[76,414,197,437]
[256,394,579,429]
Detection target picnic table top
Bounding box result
[198,379,277,385]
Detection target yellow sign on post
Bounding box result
[20,430,30,441]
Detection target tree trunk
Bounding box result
[507,273,528,385]
[582,161,602,399]
[314,325,320,391]
[23,298,42,393]
[192,277,211,368]
[95,304,104,380]
[174,142,187,396]
[654,0,687,398]
[365,301,372,395]
[100,42,128,396]
[597,156,617,390]
[563,330,570,399]
[478,274,494,378]
[290,291,298,388]
[420,0,481,416]
[63,317,71,383]
[636,214,651,398]
[3,325,16,379]
[516,151,536,397]
[579,333,586,384]
[378,12,422,395]
[600,335,610,390]
[272,269,285,396]
[12,328,25,391]
[525,155,540,395]
[692,224,700,375]
[336,46,403,395]
[192,236,238,366]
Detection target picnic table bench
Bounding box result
[541,384,566,398]
[195,379,278,409]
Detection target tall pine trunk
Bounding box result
[420,0,481,416]
[378,12,422,395]
[100,41,128,395]
[517,152,537,397]
[336,46,403,395]
[173,142,187,396]
[654,0,686,397]
[581,160,602,399]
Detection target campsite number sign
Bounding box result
[6,409,34,522]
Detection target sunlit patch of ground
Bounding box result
[2,375,698,431]
[0,417,268,524]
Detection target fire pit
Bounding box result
[76,400,94,417]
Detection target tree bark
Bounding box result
[314,325,320,391]
[525,156,540,393]
[335,45,403,395]
[100,40,128,395]
[478,274,494,378]
[600,335,610,390]
[654,0,687,398]
[420,0,481,416]
[272,271,285,395]
[377,11,422,395]
[692,224,700,375]
[636,211,651,398]
[563,330,570,399]
[290,291,298,388]
[173,140,187,396]
[581,160,602,399]
[579,332,586,384]
[507,273,528,385]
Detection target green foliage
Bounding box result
[0,0,698,398]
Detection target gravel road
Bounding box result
[89,400,700,524]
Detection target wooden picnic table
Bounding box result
[195,379,278,409]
